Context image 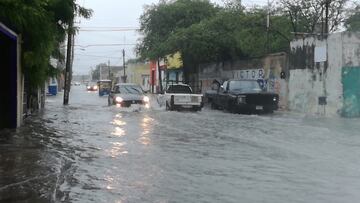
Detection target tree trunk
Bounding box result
[157,59,163,93]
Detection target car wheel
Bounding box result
[211,102,218,110]
[166,101,172,111]
[227,101,236,113]
[263,108,274,114]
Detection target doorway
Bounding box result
[0,28,17,129]
[342,66,360,117]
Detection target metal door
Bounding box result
[342,67,360,117]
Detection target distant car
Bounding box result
[108,83,150,107]
[74,82,81,86]
[86,83,98,91]
[164,84,203,111]
[211,80,278,114]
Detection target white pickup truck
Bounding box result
[164,84,203,111]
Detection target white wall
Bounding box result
[288,32,360,116]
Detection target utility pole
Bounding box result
[63,20,74,105]
[325,0,330,34]
[108,60,111,80]
[99,65,102,80]
[266,0,270,54]
[122,49,126,83]
[157,59,163,93]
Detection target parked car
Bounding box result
[86,82,98,91]
[108,83,150,108]
[164,84,203,111]
[211,80,278,114]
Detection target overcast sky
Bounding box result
[73,0,268,75]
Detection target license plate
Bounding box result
[178,96,190,102]
[182,105,193,108]
[132,100,135,104]
[256,106,263,110]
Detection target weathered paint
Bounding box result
[288,69,326,114]
[341,67,360,117]
[288,32,360,117]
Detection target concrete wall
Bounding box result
[198,53,289,109]
[288,32,360,117]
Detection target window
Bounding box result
[167,85,192,93]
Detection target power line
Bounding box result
[79,26,139,29]
[79,29,139,32]
[75,43,137,48]
[75,54,122,59]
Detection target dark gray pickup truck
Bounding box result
[210,80,279,114]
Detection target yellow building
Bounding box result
[165,52,183,83]
[126,62,150,91]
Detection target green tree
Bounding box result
[0,0,92,87]
[279,0,349,33]
[345,6,360,31]
[138,0,292,81]
[138,0,219,85]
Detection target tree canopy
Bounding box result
[278,0,349,33]
[345,5,360,31]
[0,0,92,87]
[138,0,219,60]
[137,0,292,72]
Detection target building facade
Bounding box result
[288,32,360,117]
[127,62,151,92]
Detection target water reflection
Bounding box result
[108,142,128,158]
[112,120,126,127]
[111,127,125,137]
[138,116,154,145]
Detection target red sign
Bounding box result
[150,61,157,85]
[150,61,156,71]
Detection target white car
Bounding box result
[108,83,150,108]
[164,84,203,111]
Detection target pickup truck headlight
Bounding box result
[143,96,150,103]
[237,95,246,104]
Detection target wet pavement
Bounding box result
[1,86,360,203]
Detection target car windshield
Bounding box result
[167,85,192,93]
[115,85,143,94]
[229,80,262,92]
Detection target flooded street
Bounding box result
[1,86,360,203]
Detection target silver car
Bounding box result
[108,83,150,107]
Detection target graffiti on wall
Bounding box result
[234,69,265,80]
[267,68,281,93]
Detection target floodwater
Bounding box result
[1,86,360,203]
